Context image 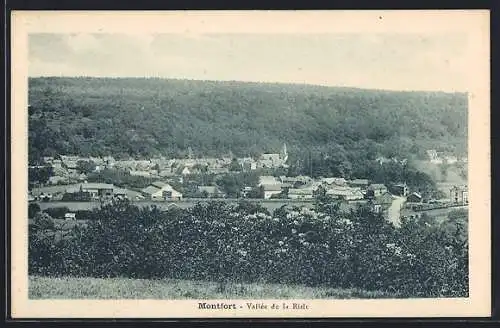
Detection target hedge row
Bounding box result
[29,199,468,297]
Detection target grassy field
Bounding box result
[29,276,397,299]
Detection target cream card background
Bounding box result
[10,10,490,318]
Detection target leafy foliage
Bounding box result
[29,198,468,297]
[29,77,467,163]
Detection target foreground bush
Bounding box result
[28,199,468,298]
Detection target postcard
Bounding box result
[10,10,490,318]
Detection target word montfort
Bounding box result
[198,303,237,310]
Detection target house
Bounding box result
[321,177,347,186]
[450,185,468,205]
[280,175,311,187]
[348,179,370,189]
[445,156,458,164]
[288,188,314,199]
[263,184,282,199]
[181,167,191,176]
[258,176,280,186]
[407,192,423,203]
[326,187,364,201]
[391,183,409,197]
[64,212,76,220]
[427,149,444,164]
[288,187,314,200]
[241,186,254,198]
[65,183,115,200]
[371,192,394,213]
[141,181,183,201]
[366,184,388,198]
[197,186,225,198]
[113,188,129,199]
[130,170,151,177]
[63,160,79,174]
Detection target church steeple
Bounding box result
[281,143,288,162]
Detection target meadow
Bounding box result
[29,276,395,299]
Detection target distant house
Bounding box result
[371,192,394,213]
[348,179,370,189]
[181,167,191,176]
[258,176,280,186]
[407,192,423,203]
[321,177,347,186]
[326,187,364,201]
[113,188,129,199]
[130,170,151,177]
[141,181,183,201]
[197,186,225,198]
[64,160,79,174]
[280,175,311,187]
[240,186,254,198]
[427,149,444,164]
[65,183,114,200]
[450,185,468,205]
[366,184,388,198]
[391,183,409,197]
[262,184,282,199]
[445,156,458,164]
[64,212,76,220]
[288,187,314,200]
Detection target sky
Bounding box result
[28,33,469,92]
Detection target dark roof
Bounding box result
[142,185,160,195]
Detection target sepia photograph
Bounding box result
[10,10,490,318]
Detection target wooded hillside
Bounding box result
[28,77,468,161]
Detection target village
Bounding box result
[28,143,468,226]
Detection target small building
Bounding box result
[348,179,370,189]
[371,192,394,213]
[321,177,347,186]
[288,187,314,200]
[129,170,151,177]
[450,185,468,205]
[407,192,423,203]
[64,212,76,220]
[65,183,114,200]
[258,176,280,186]
[366,184,388,198]
[141,181,183,201]
[326,187,364,201]
[262,184,282,199]
[391,183,409,197]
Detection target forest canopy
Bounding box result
[28,77,468,162]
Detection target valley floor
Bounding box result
[29,276,398,300]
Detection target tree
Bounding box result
[76,160,96,174]
[28,203,41,218]
[28,166,54,185]
[229,158,242,172]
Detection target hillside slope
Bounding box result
[28,77,468,161]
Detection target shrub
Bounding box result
[28,198,468,297]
